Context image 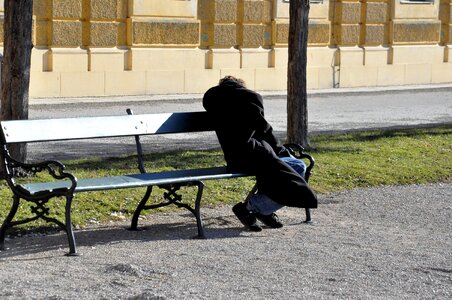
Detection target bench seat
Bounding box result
[20,167,248,194]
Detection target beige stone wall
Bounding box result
[440,0,451,46]
[274,0,331,46]
[392,0,441,45]
[0,0,449,98]
[198,0,273,48]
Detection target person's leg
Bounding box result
[246,156,307,228]
[248,156,306,213]
[246,192,284,228]
[247,193,283,215]
[279,156,306,178]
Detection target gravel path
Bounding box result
[0,183,450,299]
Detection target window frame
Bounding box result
[399,0,434,4]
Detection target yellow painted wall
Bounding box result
[0,0,449,98]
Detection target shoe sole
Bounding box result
[256,215,283,229]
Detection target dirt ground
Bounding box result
[0,183,451,299]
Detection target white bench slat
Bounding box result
[1,112,211,144]
[20,167,248,195]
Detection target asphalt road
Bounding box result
[27,84,452,161]
[30,84,452,133]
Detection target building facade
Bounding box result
[0,0,450,98]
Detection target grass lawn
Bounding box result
[0,125,450,229]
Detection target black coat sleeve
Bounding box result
[245,91,290,157]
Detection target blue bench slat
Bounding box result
[21,167,249,195]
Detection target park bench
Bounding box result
[0,110,315,256]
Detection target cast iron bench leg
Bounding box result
[0,195,20,251]
[304,208,312,223]
[194,181,206,239]
[65,194,78,256]
[130,183,206,238]
[130,186,153,231]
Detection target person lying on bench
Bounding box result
[203,75,318,231]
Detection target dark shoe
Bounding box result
[232,202,262,232]
[256,213,283,228]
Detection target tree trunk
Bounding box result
[287,0,310,148]
[1,0,33,162]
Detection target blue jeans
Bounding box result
[246,156,306,215]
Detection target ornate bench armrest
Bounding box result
[284,143,315,182]
[2,152,77,192]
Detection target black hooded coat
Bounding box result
[202,80,317,208]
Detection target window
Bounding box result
[283,0,324,4]
[400,0,434,4]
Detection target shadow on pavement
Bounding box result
[0,213,245,259]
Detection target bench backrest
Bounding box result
[0,112,212,144]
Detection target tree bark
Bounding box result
[287,0,310,148]
[1,0,33,162]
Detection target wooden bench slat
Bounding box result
[21,167,249,195]
[1,112,211,143]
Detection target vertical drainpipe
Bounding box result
[331,0,341,88]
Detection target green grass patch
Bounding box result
[309,126,451,192]
[0,126,450,230]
